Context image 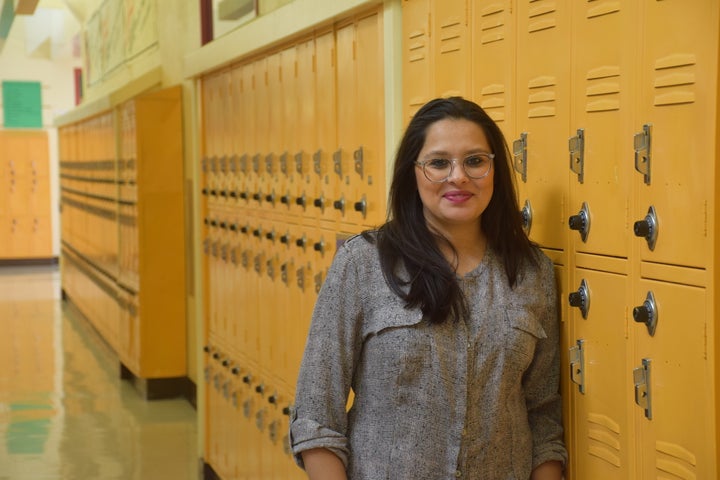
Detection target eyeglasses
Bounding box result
[415,153,494,183]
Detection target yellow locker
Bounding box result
[568,267,633,479]
[471,1,516,140]
[432,0,470,98]
[569,1,637,259]
[634,0,716,270]
[402,0,432,121]
[514,0,571,251]
[632,280,712,479]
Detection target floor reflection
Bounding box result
[0,265,198,479]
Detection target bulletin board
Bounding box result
[2,81,42,128]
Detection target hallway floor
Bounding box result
[0,264,199,479]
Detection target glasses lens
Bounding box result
[463,154,492,179]
[422,159,452,182]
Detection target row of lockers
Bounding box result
[59,86,187,386]
[200,8,386,477]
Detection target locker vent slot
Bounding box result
[653,54,696,106]
[586,66,621,112]
[527,1,557,33]
[527,76,557,118]
[586,1,621,19]
[655,441,697,480]
[439,18,463,54]
[587,413,621,467]
[479,5,507,45]
[480,84,507,122]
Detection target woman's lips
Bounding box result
[443,191,473,203]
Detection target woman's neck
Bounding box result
[430,222,487,276]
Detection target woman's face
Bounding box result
[414,118,495,234]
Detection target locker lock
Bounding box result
[242,374,252,385]
[333,197,345,214]
[231,366,241,376]
[255,384,265,395]
[313,195,325,212]
[264,192,276,205]
[295,235,307,249]
[632,291,658,337]
[512,132,528,183]
[520,199,532,235]
[280,234,290,245]
[252,192,261,202]
[313,240,325,254]
[280,193,291,205]
[633,206,658,251]
[568,202,591,242]
[295,194,307,208]
[568,279,590,319]
[240,191,249,200]
[354,196,367,218]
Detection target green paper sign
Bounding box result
[2,81,42,128]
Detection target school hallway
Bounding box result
[0,264,198,480]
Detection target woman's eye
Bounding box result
[427,158,451,169]
[465,155,487,167]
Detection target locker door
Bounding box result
[267,51,284,210]
[432,0,470,98]
[634,0,717,268]
[254,57,270,210]
[569,268,633,479]
[402,0,432,121]
[471,0,516,140]
[515,0,571,250]
[240,63,258,206]
[632,280,713,479]
[569,1,637,258]
[291,37,316,218]
[312,30,337,224]
[349,12,385,228]
[333,21,356,226]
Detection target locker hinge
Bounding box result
[512,132,528,183]
[569,128,585,183]
[634,123,652,185]
[569,339,585,394]
[633,358,652,419]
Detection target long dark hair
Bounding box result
[370,97,537,324]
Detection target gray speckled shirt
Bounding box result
[290,234,567,479]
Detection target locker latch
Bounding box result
[520,199,532,235]
[512,132,528,183]
[295,151,304,175]
[634,124,652,185]
[569,278,590,319]
[569,128,585,184]
[313,150,323,176]
[333,149,343,179]
[239,154,248,174]
[569,202,591,242]
[354,146,364,179]
[569,339,585,394]
[229,155,238,173]
[279,152,289,175]
[632,291,658,337]
[633,205,658,251]
[633,358,652,419]
[265,153,275,175]
[252,154,261,174]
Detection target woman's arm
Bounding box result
[530,460,563,480]
[301,448,348,480]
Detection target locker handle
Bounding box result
[632,291,658,337]
[229,191,238,198]
[220,190,228,198]
[255,384,265,395]
[202,188,209,195]
[229,223,238,232]
[313,195,325,212]
[231,366,240,376]
[633,206,658,251]
[203,345,211,353]
[333,149,343,178]
[569,128,585,184]
[295,236,307,248]
[265,231,276,241]
[280,234,290,244]
[512,132,528,183]
[354,146,364,179]
[279,152,289,175]
[313,240,325,254]
[569,339,585,394]
[295,151,304,174]
[633,359,652,419]
[634,124,652,185]
[242,375,252,384]
[221,359,230,367]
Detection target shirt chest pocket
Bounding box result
[504,309,547,372]
[362,309,431,385]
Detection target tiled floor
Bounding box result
[0,265,199,479]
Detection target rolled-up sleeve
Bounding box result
[289,241,364,469]
[523,257,568,469]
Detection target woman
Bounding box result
[290,97,567,479]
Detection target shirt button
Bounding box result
[461,428,467,436]
[455,471,462,478]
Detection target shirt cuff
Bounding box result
[289,415,349,469]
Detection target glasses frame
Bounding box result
[415,153,495,183]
